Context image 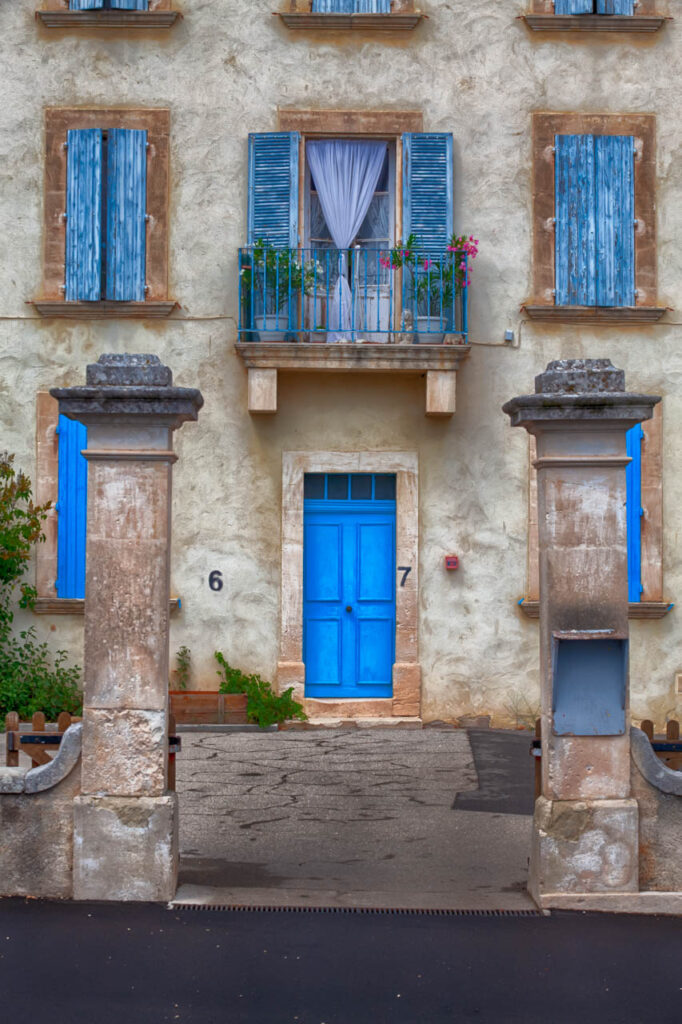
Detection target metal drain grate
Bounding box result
[171,904,541,918]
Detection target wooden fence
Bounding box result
[5,711,180,791]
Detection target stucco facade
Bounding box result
[1,0,680,725]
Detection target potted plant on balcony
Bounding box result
[240,239,322,342]
[381,232,478,343]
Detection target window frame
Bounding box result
[36,0,180,30]
[279,0,424,31]
[525,112,662,322]
[34,107,173,318]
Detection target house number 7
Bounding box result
[398,566,412,587]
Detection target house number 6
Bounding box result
[208,570,224,592]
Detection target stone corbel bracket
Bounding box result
[0,723,82,795]
[631,726,682,795]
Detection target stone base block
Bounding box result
[276,661,305,705]
[529,796,639,901]
[0,770,80,899]
[392,662,421,717]
[73,794,178,902]
[81,708,166,796]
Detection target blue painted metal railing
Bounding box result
[238,247,469,344]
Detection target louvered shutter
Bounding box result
[597,1,635,13]
[554,1,593,13]
[555,134,597,306]
[402,133,454,252]
[626,423,643,603]
[65,129,102,302]
[595,135,635,306]
[110,0,149,9]
[247,133,300,247]
[56,415,88,601]
[105,129,147,301]
[354,1,392,11]
[69,0,104,9]
[312,1,354,10]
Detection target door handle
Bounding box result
[346,605,353,613]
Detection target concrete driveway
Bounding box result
[174,727,536,911]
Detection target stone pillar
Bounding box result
[51,355,203,901]
[503,360,659,904]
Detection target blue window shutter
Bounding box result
[69,1,104,9]
[555,134,596,306]
[595,135,635,306]
[626,423,643,603]
[402,133,454,251]
[555,1,593,12]
[247,133,300,247]
[105,129,147,301]
[597,1,635,13]
[354,1,392,11]
[110,0,149,8]
[66,129,102,302]
[312,0,354,10]
[56,415,88,601]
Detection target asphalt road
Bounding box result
[1,899,681,1024]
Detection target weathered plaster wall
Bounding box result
[1,1,681,724]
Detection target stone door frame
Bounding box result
[277,451,421,720]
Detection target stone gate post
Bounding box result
[51,354,203,901]
[503,360,659,905]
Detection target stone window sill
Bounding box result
[32,300,177,319]
[522,305,668,325]
[236,341,470,416]
[518,598,673,620]
[36,10,181,29]
[522,15,668,33]
[33,597,181,616]
[278,12,424,31]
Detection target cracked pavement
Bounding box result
[175,728,535,910]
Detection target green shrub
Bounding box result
[0,454,82,721]
[215,651,307,730]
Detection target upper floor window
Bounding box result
[36,1,180,30]
[312,1,391,10]
[524,0,666,32]
[555,1,634,13]
[33,108,174,319]
[241,130,468,344]
[69,0,148,9]
[279,1,424,32]
[525,113,664,324]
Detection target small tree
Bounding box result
[0,454,82,720]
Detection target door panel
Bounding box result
[304,500,395,699]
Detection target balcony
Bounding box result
[235,245,471,416]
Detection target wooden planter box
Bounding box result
[169,691,249,725]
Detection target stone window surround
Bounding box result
[278,450,421,719]
[524,0,667,32]
[36,1,180,30]
[33,108,173,319]
[279,1,424,31]
[519,402,671,620]
[33,392,179,615]
[524,112,665,324]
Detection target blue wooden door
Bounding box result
[303,474,396,699]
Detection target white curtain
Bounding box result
[307,139,387,341]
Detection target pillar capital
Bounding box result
[503,359,660,433]
[51,353,203,433]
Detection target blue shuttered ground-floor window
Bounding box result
[66,127,147,302]
[555,133,635,307]
[626,423,644,603]
[56,415,87,600]
[554,1,634,13]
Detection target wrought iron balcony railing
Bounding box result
[238,246,469,344]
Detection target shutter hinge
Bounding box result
[551,289,556,297]
[62,142,68,150]
[551,218,556,226]
[146,142,150,150]
[634,219,639,226]
[634,289,639,297]
[144,285,150,294]
[59,285,66,292]
[61,213,67,221]
[145,214,150,222]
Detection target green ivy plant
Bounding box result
[173,645,192,691]
[0,454,82,721]
[215,651,307,730]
